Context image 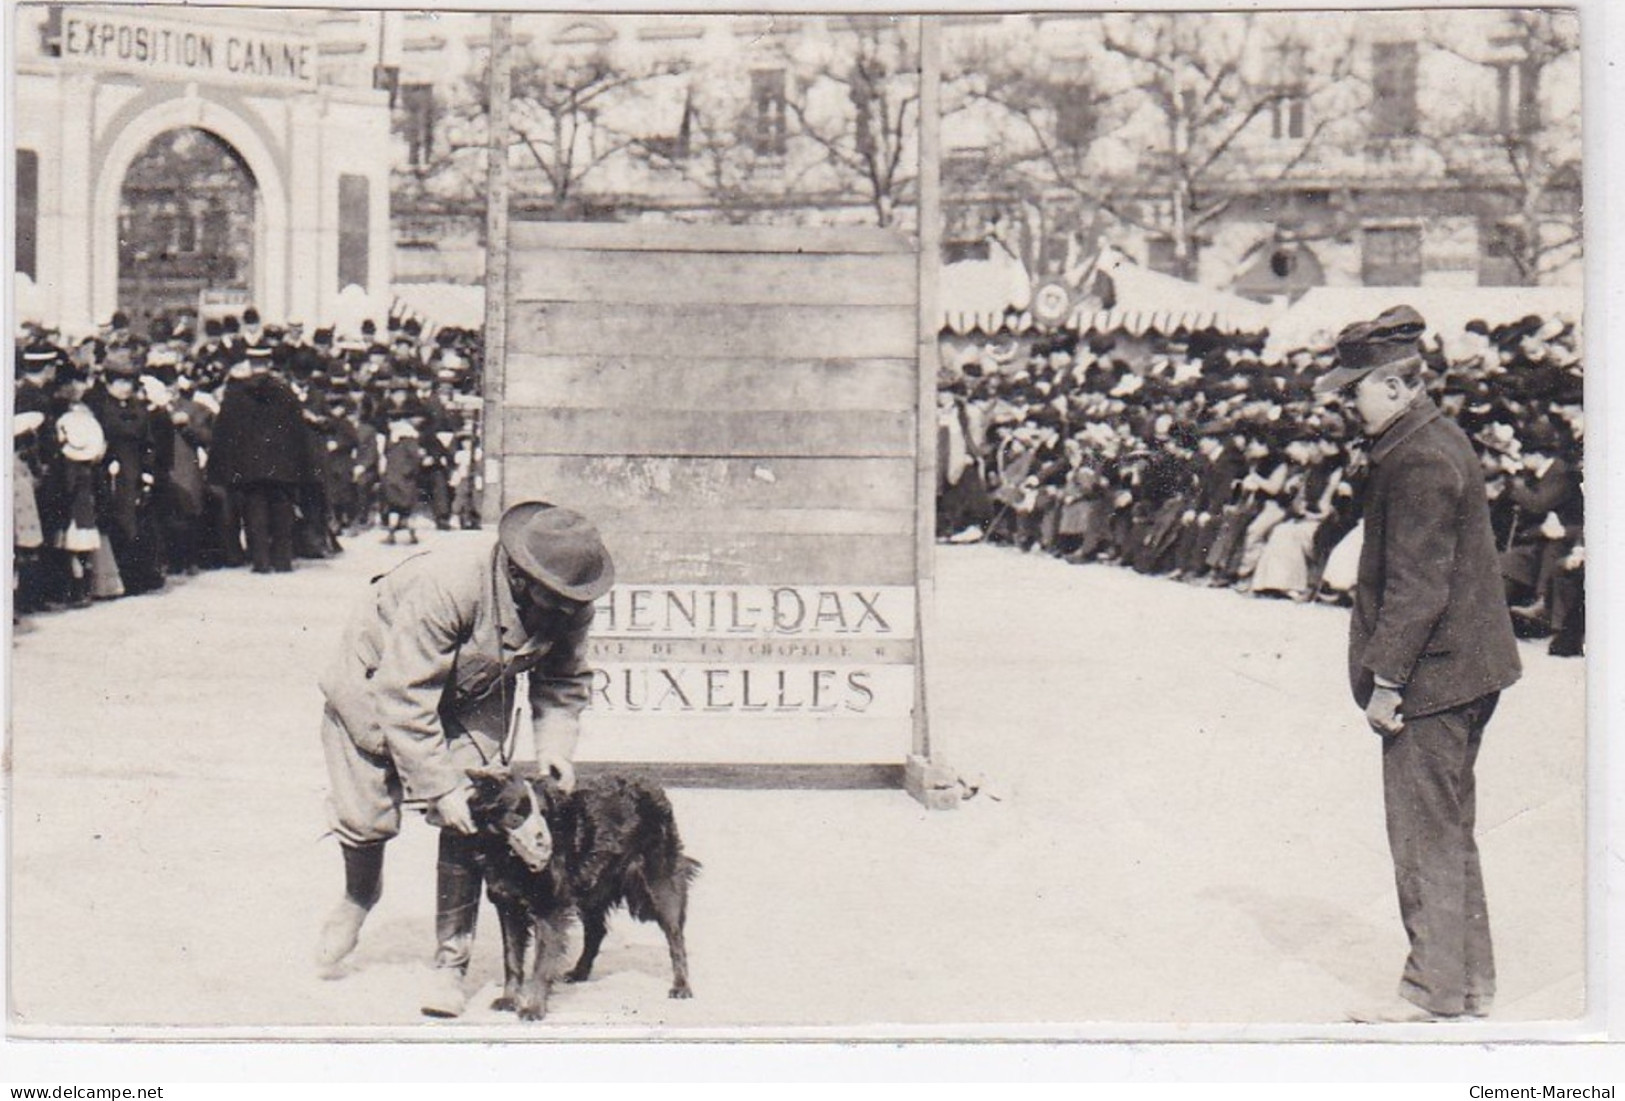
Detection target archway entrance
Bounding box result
[118,127,257,334]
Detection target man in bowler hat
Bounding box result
[314,502,615,1017]
[1314,306,1521,1022]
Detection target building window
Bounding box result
[338,174,370,292]
[642,85,696,161]
[1043,60,1099,150]
[1496,60,1540,135]
[1270,45,1308,140]
[1361,225,1422,286]
[373,66,400,109]
[1479,222,1528,286]
[750,68,788,157]
[16,148,38,279]
[1054,90,1098,150]
[399,83,437,168]
[1272,92,1307,140]
[1370,41,1419,138]
[175,201,197,254]
[1146,237,1180,276]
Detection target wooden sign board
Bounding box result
[496,221,928,786]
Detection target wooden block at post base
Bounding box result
[904,754,961,811]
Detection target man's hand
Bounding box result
[1366,686,1405,737]
[433,785,476,834]
[538,754,576,795]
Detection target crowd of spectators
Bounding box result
[13,308,486,615]
[16,299,1585,659]
[937,312,1585,657]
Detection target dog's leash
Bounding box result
[492,544,523,769]
[430,548,526,783]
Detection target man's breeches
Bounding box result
[321,706,499,847]
[1381,692,1499,1016]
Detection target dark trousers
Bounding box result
[1382,691,1499,1016]
[240,482,296,572]
[165,511,202,574]
[424,468,452,527]
[1549,567,1584,656]
[295,482,338,558]
[211,487,246,567]
[1174,514,1215,575]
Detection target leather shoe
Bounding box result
[315,898,371,978]
[1346,1001,1472,1024]
[420,966,468,1018]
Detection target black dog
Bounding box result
[466,767,699,1021]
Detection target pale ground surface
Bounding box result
[5,530,1585,1036]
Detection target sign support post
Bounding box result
[904,15,956,810]
[479,12,513,523]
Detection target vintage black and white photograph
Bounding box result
[5,1,1592,1040]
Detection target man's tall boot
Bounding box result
[421,830,482,1018]
[316,840,384,977]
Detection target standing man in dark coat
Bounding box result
[207,345,314,572]
[1313,306,1522,1023]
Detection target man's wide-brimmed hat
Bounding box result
[1313,305,1428,394]
[1473,422,1522,458]
[498,502,615,603]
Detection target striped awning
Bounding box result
[940,244,1033,335]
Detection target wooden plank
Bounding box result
[504,455,916,512]
[506,695,911,763]
[587,507,914,537]
[574,713,907,764]
[508,301,917,360]
[505,408,915,458]
[587,637,918,665]
[504,355,916,413]
[512,249,918,307]
[592,531,916,586]
[588,662,914,719]
[509,220,913,255]
[560,761,907,790]
[592,584,916,642]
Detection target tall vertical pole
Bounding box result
[915,15,942,596]
[480,13,514,522]
[908,15,953,807]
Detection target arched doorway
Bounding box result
[118,127,257,335]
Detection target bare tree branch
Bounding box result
[968,12,1359,279]
[1413,9,1581,283]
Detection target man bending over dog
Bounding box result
[314,500,615,1017]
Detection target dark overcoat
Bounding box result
[1350,398,1522,718]
[88,389,155,540]
[207,374,314,487]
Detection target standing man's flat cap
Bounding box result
[1313,305,1428,393]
